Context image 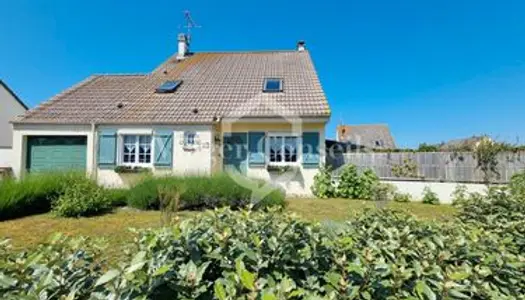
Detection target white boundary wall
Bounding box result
[384,180,488,204]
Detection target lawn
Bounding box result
[0,198,456,259]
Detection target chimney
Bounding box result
[177,33,189,59]
[297,40,306,52]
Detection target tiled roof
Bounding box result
[337,124,396,149]
[15,50,330,124]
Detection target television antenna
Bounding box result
[179,10,201,43]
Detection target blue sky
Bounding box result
[1,0,524,147]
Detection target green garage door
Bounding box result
[27,136,87,172]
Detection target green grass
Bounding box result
[0,198,456,260]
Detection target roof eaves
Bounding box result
[0,80,29,110]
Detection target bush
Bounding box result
[52,180,112,217]
[128,174,286,211]
[3,203,525,299]
[311,165,336,198]
[0,172,89,220]
[335,165,379,200]
[451,184,468,206]
[371,182,397,202]
[422,186,440,204]
[335,164,359,198]
[393,192,412,202]
[105,188,129,207]
[509,171,525,199]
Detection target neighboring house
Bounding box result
[0,80,28,168]
[11,36,330,195]
[336,124,396,150]
[439,136,487,151]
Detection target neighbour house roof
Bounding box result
[337,124,396,149]
[15,50,330,124]
[0,80,29,110]
[439,136,485,151]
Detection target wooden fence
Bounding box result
[328,151,525,183]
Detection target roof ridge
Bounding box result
[19,75,101,121]
[91,73,148,77]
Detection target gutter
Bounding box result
[91,122,98,181]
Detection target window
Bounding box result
[155,80,182,93]
[268,135,298,164]
[263,78,283,93]
[122,135,152,165]
[184,131,196,146]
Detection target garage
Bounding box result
[26,136,87,172]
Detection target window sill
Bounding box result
[266,164,300,174]
[114,165,152,174]
[183,145,198,151]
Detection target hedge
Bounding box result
[127,173,286,211]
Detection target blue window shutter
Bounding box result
[154,130,173,167]
[98,130,117,168]
[248,132,266,166]
[302,132,320,168]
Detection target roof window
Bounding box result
[156,80,182,93]
[263,78,283,93]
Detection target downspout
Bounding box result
[91,122,98,181]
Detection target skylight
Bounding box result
[156,80,182,93]
[263,78,283,93]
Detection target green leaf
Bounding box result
[262,292,277,300]
[0,273,16,288]
[214,281,227,300]
[240,269,256,291]
[95,269,120,287]
[415,280,436,300]
[153,265,172,276]
[449,271,470,281]
[448,289,470,299]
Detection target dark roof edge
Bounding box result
[0,80,29,110]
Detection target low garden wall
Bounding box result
[383,179,488,204]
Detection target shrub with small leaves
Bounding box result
[451,184,469,206]
[52,180,112,217]
[371,182,397,202]
[509,170,525,200]
[422,186,440,205]
[393,192,412,202]
[311,165,336,198]
[335,164,360,198]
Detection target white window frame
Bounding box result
[119,134,154,167]
[266,132,301,166]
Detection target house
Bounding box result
[336,124,396,150]
[10,36,330,195]
[0,80,28,169]
[439,136,487,151]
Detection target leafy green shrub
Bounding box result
[358,168,379,200]
[128,174,286,211]
[0,234,105,299]
[371,182,396,202]
[335,165,379,200]
[451,184,468,206]
[422,186,440,205]
[311,165,336,198]
[106,188,129,207]
[3,203,525,299]
[393,192,412,202]
[52,180,112,217]
[0,172,88,220]
[509,171,525,199]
